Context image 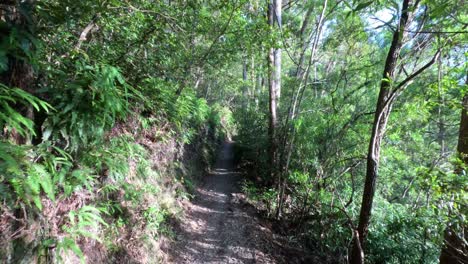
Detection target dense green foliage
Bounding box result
[0,0,240,262]
[233,1,467,263]
[0,0,466,263]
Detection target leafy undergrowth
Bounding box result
[0,80,231,262]
[237,151,451,264]
[0,2,237,261]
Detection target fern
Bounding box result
[0,140,81,209]
[64,205,108,241]
[143,206,168,237]
[56,237,85,264]
[0,141,27,175]
[29,164,55,200]
[0,83,52,137]
[57,205,109,263]
[42,62,134,153]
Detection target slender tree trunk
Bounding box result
[296,5,314,79]
[273,0,282,104]
[267,1,277,183]
[242,56,249,109]
[267,0,282,188]
[437,57,447,156]
[250,55,255,102]
[439,76,468,264]
[255,67,262,109]
[350,0,413,263]
[276,0,327,219]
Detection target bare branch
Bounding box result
[396,49,441,90]
[75,15,99,50]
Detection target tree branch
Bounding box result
[75,15,99,50]
[396,49,441,90]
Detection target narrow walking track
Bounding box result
[166,142,313,264]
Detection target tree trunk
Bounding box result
[439,76,468,264]
[267,0,282,187]
[0,0,36,145]
[437,57,447,156]
[242,56,249,109]
[0,1,42,262]
[276,0,327,219]
[350,0,413,263]
[273,0,282,105]
[456,83,468,164]
[255,66,263,109]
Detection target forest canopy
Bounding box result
[0,0,466,263]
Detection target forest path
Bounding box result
[166,142,312,264]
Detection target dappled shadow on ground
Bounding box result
[165,142,314,264]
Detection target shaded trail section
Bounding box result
[167,142,312,264]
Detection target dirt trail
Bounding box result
[167,142,312,264]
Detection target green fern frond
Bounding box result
[0,84,53,137]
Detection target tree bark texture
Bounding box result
[439,77,468,264]
[0,1,36,144]
[0,2,43,262]
[350,0,413,263]
[268,0,282,186]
